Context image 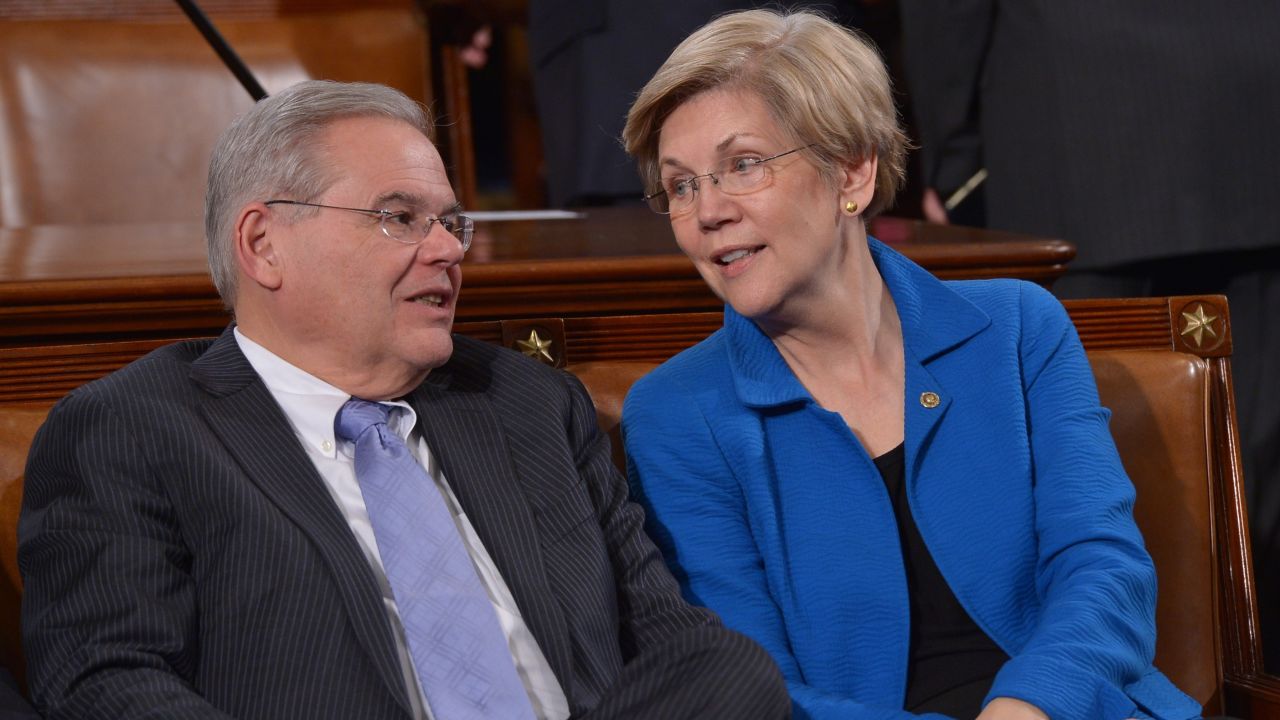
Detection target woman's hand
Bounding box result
[975,697,1049,720]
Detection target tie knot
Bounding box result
[335,398,392,443]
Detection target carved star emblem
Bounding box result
[516,329,555,364]
[1180,303,1219,348]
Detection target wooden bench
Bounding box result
[2,294,1277,716]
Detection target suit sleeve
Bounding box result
[985,283,1174,719]
[899,0,994,197]
[557,371,721,651]
[623,374,945,720]
[19,389,235,720]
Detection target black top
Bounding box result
[872,443,1010,716]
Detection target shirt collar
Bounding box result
[723,236,991,408]
[233,328,418,457]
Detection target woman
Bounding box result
[620,9,1200,720]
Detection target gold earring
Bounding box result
[844,200,858,214]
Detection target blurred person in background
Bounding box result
[528,0,863,207]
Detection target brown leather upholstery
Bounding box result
[1091,349,1221,708]
[566,361,659,473]
[0,9,430,228]
[0,404,50,689]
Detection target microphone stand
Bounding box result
[172,0,268,101]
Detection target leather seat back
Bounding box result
[0,9,429,228]
[0,405,51,687]
[1091,349,1222,707]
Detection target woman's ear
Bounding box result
[234,202,284,291]
[839,154,878,214]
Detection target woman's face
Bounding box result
[657,88,872,326]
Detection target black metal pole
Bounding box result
[172,0,269,101]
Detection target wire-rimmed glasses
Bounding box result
[263,199,475,252]
[643,145,813,215]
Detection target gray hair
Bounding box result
[624,9,908,217]
[204,80,432,309]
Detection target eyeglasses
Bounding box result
[644,145,813,215]
[263,199,474,252]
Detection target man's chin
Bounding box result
[409,332,455,371]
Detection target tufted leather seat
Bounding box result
[0,7,431,228]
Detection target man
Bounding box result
[18,80,787,719]
[528,0,864,207]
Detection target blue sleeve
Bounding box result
[986,283,1196,719]
[623,372,946,720]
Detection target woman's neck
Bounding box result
[763,238,899,381]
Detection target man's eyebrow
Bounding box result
[372,190,428,208]
[373,191,462,216]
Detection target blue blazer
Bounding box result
[623,239,1200,720]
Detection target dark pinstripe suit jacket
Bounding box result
[19,328,718,719]
[901,0,1280,269]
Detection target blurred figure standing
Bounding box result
[901,0,1280,670]
[528,0,863,208]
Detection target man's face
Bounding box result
[262,116,464,396]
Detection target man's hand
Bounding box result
[975,697,1049,720]
[458,25,492,69]
[922,187,950,224]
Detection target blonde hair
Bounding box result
[623,8,907,217]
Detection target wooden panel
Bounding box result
[0,296,1226,401]
[0,339,179,403]
[0,210,1075,348]
[1064,295,1233,358]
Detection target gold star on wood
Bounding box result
[516,329,555,364]
[1180,303,1219,348]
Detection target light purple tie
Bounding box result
[335,399,535,720]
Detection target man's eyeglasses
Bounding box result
[264,199,474,252]
[644,145,813,216]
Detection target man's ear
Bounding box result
[234,202,284,291]
[839,154,878,213]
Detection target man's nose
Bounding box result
[417,223,465,265]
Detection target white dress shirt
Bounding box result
[235,329,570,720]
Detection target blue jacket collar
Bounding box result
[724,236,992,408]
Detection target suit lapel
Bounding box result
[405,377,576,697]
[190,329,412,714]
[869,238,991,492]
